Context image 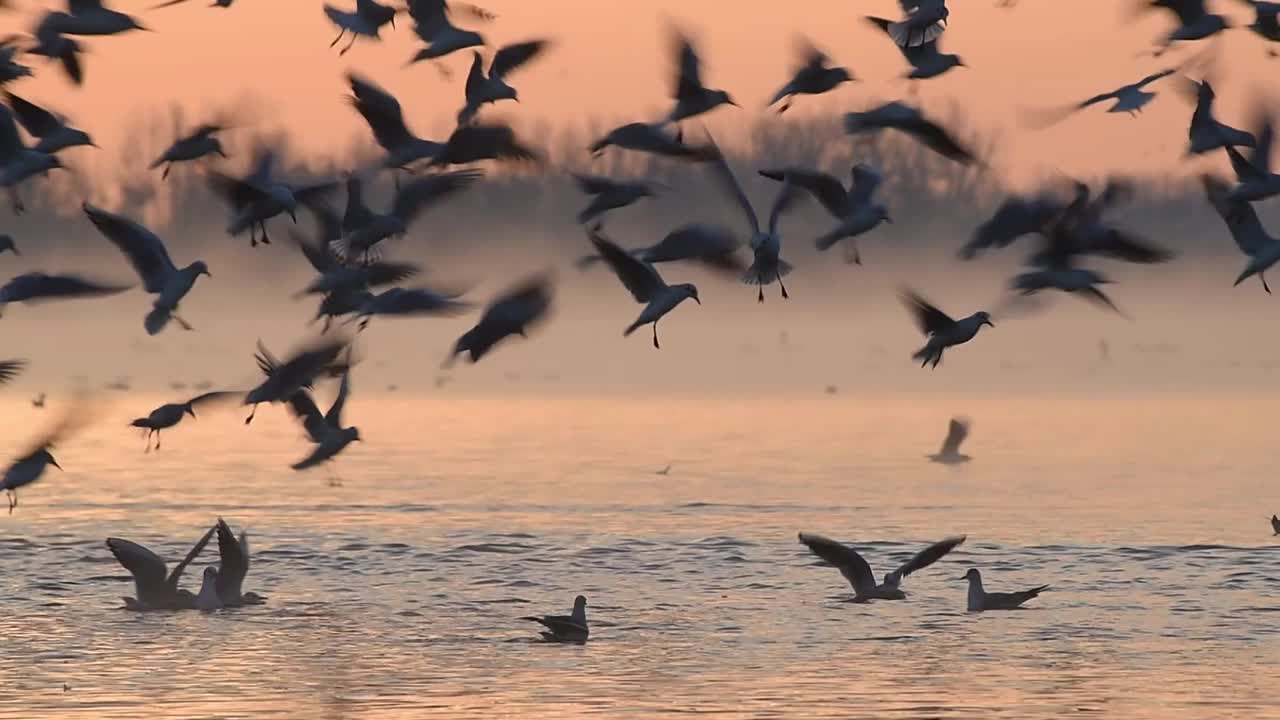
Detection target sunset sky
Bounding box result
[3,0,1273,183]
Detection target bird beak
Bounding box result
[204,269,213,277]
[884,215,894,224]
[984,319,995,328]
[289,210,298,223]
[729,100,740,108]
[693,297,702,305]
[50,458,63,471]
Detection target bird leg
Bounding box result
[259,222,271,245]
[757,284,764,303]
[340,34,357,56]
[779,276,790,299]
[652,323,661,350]
[777,101,791,115]
[161,164,171,180]
[1263,273,1272,294]
[154,430,161,452]
[7,490,16,514]
[244,404,258,425]
[249,224,258,247]
[329,28,345,48]
[171,313,194,331]
[144,429,153,453]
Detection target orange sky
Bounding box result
[3,0,1274,182]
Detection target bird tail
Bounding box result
[144,307,171,336]
[623,319,644,337]
[739,260,793,286]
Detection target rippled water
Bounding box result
[1,393,1277,719]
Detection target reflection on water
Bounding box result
[1,393,1277,719]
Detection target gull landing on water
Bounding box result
[928,417,971,464]
[798,533,966,602]
[107,526,216,611]
[901,290,993,368]
[523,595,589,643]
[960,568,1048,611]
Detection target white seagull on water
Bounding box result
[928,417,972,464]
[106,526,217,611]
[960,568,1048,611]
[523,595,589,643]
[83,203,211,335]
[212,517,266,606]
[901,290,994,368]
[588,225,699,349]
[798,532,966,602]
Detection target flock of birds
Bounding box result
[0,0,1278,635]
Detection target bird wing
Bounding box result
[797,533,876,595]
[407,0,448,40]
[1153,0,1209,24]
[479,275,552,329]
[1075,89,1121,110]
[903,114,976,165]
[106,538,170,598]
[462,50,487,103]
[528,614,587,634]
[18,273,131,301]
[287,389,328,443]
[766,175,803,237]
[490,39,549,80]
[82,204,177,294]
[865,16,920,60]
[168,524,216,589]
[901,290,955,336]
[571,173,621,195]
[643,223,741,262]
[291,229,339,275]
[757,168,848,217]
[3,91,61,137]
[214,518,248,595]
[1248,116,1274,177]
[208,171,270,213]
[703,133,760,235]
[255,339,280,376]
[848,164,883,208]
[347,73,413,150]
[1201,174,1271,254]
[939,418,969,455]
[1133,67,1177,89]
[17,390,96,458]
[185,390,241,410]
[1086,228,1175,264]
[889,535,966,583]
[391,170,482,225]
[325,370,351,429]
[587,225,665,303]
[360,261,422,288]
[0,104,24,165]
[0,359,25,385]
[671,29,704,100]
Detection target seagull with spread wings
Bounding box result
[287,368,360,472]
[323,0,397,56]
[1021,69,1177,128]
[1202,173,1280,293]
[0,103,63,215]
[212,517,266,606]
[572,174,666,225]
[2,393,94,512]
[4,91,95,154]
[901,290,993,368]
[0,272,129,315]
[457,39,550,124]
[405,0,491,68]
[347,73,445,173]
[589,226,699,350]
[865,15,966,80]
[758,164,892,265]
[151,123,227,179]
[765,39,855,114]
[333,170,481,260]
[798,532,966,602]
[666,28,738,124]
[106,526,217,611]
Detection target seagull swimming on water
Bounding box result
[83,203,211,335]
[901,290,993,368]
[928,418,972,464]
[765,39,855,114]
[130,391,240,452]
[4,91,96,154]
[588,225,699,349]
[456,39,551,124]
[106,526,216,611]
[960,568,1048,611]
[523,595,589,642]
[446,274,553,366]
[798,532,966,602]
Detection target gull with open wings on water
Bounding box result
[798,532,966,602]
[106,526,216,611]
[212,517,266,606]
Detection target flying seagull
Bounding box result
[4,91,95,154]
[106,526,217,611]
[759,164,892,264]
[588,122,718,161]
[765,39,855,114]
[244,335,351,424]
[865,17,966,79]
[36,1,150,37]
[151,123,227,179]
[844,102,978,165]
[333,170,481,260]
[457,39,551,124]
[666,28,738,124]
[353,286,472,330]
[523,595,589,643]
[83,203,211,334]
[877,0,950,47]
[28,23,85,86]
[1184,78,1256,156]
[572,174,666,225]
[1225,111,1280,203]
[960,568,1048,611]
[2,393,94,512]
[1236,1,1280,56]
[588,225,699,349]
[1021,68,1178,128]
[130,391,240,452]
[901,290,993,368]
[405,0,491,68]
[928,418,972,464]
[1202,174,1280,292]
[287,369,361,471]
[0,37,33,84]
[208,150,337,247]
[346,73,445,171]
[446,274,553,366]
[798,532,966,602]
[425,121,540,168]
[323,0,398,56]
[0,103,63,215]
[1134,0,1232,56]
[574,224,747,277]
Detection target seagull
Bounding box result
[1021,69,1178,128]
[0,38,32,84]
[334,170,481,260]
[844,102,977,165]
[523,595,589,643]
[446,274,553,366]
[0,272,130,315]
[130,391,239,452]
[1236,1,1280,56]
[3,91,95,154]
[406,0,490,67]
[208,149,337,247]
[425,121,540,168]
[1135,0,1232,55]
[1225,112,1280,202]
[798,532,966,602]
[960,568,1048,611]
[865,17,966,79]
[0,103,63,215]
[291,208,421,301]
[0,233,16,255]
[1271,513,1279,534]
[575,223,747,277]
[151,123,227,179]
[28,24,84,86]
[589,225,699,349]
[588,122,718,161]
[1202,174,1280,292]
[212,518,266,606]
[878,0,950,47]
[928,418,972,464]
[244,336,351,424]
[572,174,665,225]
[0,359,24,385]
[666,28,738,124]
[765,39,855,114]
[36,1,150,37]
[704,133,801,302]
[83,203,211,335]
[758,164,892,264]
[655,464,671,475]
[346,73,445,172]
[287,369,361,471]
[961,190,1066,259]
[152,0,237,9]
[354,286,471,330]
[323,0,397,56]
[1185,78,1256,155]
[195,566,222,611]
[1,394,93,512]
[106,526,216,611]
[456,39,551,124]
[901,290,993,368]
